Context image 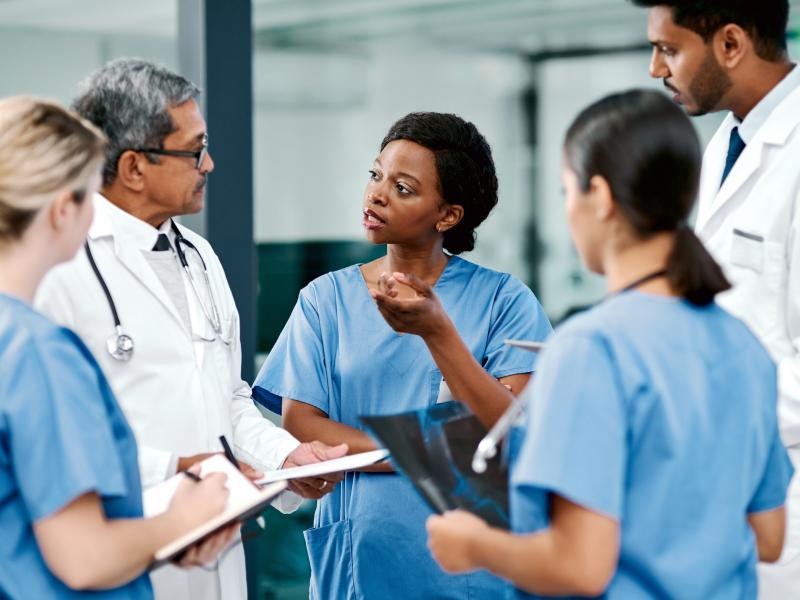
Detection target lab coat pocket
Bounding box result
[304,519,356,600]
[764,241,787,292]
[210,316,235,359]
[207,316,236,392]
[730,228,765,273]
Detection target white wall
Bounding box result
[4,23,796,321]
[251,45,732,319]
[0,28,176,105]
[253,44,534,283]
[534,51,726,318]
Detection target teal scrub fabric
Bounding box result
[510,291,793,599]
[0,294,152,600]
[255,256,552,599]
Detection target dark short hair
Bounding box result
[631,0,789,60]
[380,112,498,255]
[564,89,730,305]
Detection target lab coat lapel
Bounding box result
[112,237,189,334]
[696,115,765,236]
[89,196,189,335]
[696,87,800,238]
[694,116,731,233]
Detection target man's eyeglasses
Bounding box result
[134,133,208,169]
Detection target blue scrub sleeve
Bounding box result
[9,331,127,521]
[253,285,330,414]
[483,276,553,379]
[748,424,794,514]
[512,332,626,520]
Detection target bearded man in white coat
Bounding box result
[35,58,347,600]
[634,0,800,597]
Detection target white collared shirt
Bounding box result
[736,63,799,143]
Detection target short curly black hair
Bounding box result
[380,112,498,255]
[631,0,789,61]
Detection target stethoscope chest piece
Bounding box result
[106,326,134,362]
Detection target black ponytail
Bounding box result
[564,90,731,305]
[667,225,731,305]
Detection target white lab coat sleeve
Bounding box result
[778,189,800,448]
[35,269,179,488]
[224,300,302,514]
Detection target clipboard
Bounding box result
[254,449,390,485]
[503,339,546,352]
[144,455,288,568]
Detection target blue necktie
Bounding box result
[720,126,746,187]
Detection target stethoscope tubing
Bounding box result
[85,241,122,328]
[85,220,224,361]
[171,222,222,336]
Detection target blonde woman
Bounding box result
[0,97,235,599]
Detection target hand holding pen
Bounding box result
[169,465,239,568]
[174,438,263,482]
[171,466,229,526]
[219,435,264,482]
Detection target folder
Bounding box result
[254,449,390,485]
[144,454,287,567]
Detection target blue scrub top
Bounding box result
[509,291,793,599]
[0,294,152,600]
[255,256,553,599]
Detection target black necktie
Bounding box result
[152,233,172,252]
[720,126,746,187]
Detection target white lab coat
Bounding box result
[36,194,301,600]
[695,82,800,598]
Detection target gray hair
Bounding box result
[72,58,201,186]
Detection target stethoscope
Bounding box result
[85,221,227,362]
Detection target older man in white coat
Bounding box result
[36,59,346,600]
[635,0,800,597]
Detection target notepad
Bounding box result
[254,449,390,485]
[143,454,287,566]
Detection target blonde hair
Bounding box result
[0,96,106,241]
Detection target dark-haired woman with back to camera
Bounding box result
[425,89,794,599]
[253,112,552,598]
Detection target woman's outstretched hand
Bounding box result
[369,272,452,339]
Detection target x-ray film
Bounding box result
[361,401,510,528]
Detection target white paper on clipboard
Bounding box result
[144,455,287,567]
[503,339,546,352]
[255,449,390,485]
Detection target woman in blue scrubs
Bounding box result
[0,97,235,599]
[254,112,552,598]
[426,90,793,598]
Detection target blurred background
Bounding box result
[2,0,798,597]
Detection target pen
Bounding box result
[182,470,202,483]
[219,435,241,471]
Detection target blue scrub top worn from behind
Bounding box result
[254,256,553,600]
[0,294,152,600]
[509,291,793,600]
